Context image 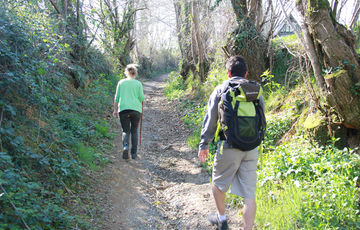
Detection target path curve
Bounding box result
[94,74,240,229]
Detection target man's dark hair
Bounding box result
[225,55,248,77]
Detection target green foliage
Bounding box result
[183,103,206,148]
[265,89,285,111]
[164,71,185,100]
[76,142,105,170]
[263,112,293,147]
[350,81,360,96]
[257,137,360,229]
[271,34,302,87]
[0,3,115,228]
[184,70,202,92]
[205,67,228,94]
[96,122,110,138]
[231,17,264,53]
[261,69,283,95]
[273,34,300,50]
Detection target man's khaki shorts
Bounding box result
[212,144,259,199]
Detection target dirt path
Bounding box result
[94,74,240,229]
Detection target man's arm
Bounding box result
[198,87,221,161]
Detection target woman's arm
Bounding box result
[113,81,121,117]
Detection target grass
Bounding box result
[76,143,98,170]
[256,179,305,229]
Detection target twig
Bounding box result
[48,0,62,16]
[221,46,230,58]
[1,185,31,230]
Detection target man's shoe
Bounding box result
[122,149,129,159]
[208,213,228,230]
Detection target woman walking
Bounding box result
[113,64,145,159]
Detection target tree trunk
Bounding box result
[192,0,207,82]
[174,0,195,81]
[230,0,247,20]
[226,0,266,82]
[325,70,360,129]
[296,0,360,130]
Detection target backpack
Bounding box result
[217,78,266,151]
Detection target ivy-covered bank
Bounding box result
[165,56,360,229]
[0,5,119,229]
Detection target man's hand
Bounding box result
[198,149,209,163]
[113,111,119,118]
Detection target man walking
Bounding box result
[198,55,265,230]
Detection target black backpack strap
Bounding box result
[254,99,266,140]
[219,80,230,96]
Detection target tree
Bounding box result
[191,0,208,82]
[296,0,360,131]
[49,0,86,62]
[174,0,211,83]
[225,0,267,82]
[174,0,194,81]
[96,0,143,68]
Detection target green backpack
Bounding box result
[216,78,266,151]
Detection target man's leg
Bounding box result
[242,198,256,230]
[209,183,228,229]
[212,184,226,215]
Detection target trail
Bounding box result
[94,74,240,229]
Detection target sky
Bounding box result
[82,0,358,51]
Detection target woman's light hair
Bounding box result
[125,64,138,78]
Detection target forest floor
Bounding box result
[92,74,241,229]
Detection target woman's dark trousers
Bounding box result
[119,110,141,159]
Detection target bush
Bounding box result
[164,71,185,100]
[0,4,114,228]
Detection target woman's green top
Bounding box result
[114,78,145,113]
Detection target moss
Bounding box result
[308,0,329,10]
[324,69,347,79]
[306,0,330,17]
[303,110,325,129]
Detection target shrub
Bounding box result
[164,71,185,100]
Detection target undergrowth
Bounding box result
[0,4,117,229]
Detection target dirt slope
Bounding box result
[94,74,240,229]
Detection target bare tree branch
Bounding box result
[49,0,62,15]
[86,3,122,49]
[350,0,360,31]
